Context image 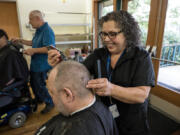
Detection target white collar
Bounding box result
[70,96,96,115]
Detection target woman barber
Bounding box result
[48,10,155,135]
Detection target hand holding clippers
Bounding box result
[47,45,67,61]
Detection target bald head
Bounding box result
[29,10,45,29]
[29,10,44,21]
[51,61,92,99]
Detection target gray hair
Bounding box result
[30,10,44,20]
[54,61,92,99]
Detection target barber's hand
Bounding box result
[86,78,113,96]
[11,38,22,45]
[48,50,61,67]
[23,48,35,56]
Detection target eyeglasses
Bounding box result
[99,31,122,39]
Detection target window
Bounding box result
[157,0,180,93]
[128,0,151,46]
[99,0,113,18]
[98,0,113,48]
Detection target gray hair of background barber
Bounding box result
[54,61,93,99]
[99,10,142,49]
[30,10,45,21]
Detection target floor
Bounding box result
[0,103,58,135]
[0,104,179,135]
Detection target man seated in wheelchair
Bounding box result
[0,29,35,128]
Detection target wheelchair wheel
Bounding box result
[9,112,27,128]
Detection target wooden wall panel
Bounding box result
[146,0,159,46]
[0,2,20,38]
[151,85,180,107]
[93,0,99,49]
[122,0,129,11]
[113,0,117,11]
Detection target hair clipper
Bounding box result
[47,45,67,61]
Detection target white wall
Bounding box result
[150,94,180,123]
[16,0,92,65]
[16,0,92,39]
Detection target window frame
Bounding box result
[127,0,180,107]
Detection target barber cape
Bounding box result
[0,44,29,90]
[35,100,118,135]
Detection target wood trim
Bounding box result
[92,0,95,49]
[148,0,168,80]
[151,85,180,107]
[148,0,180,107]
[93,0,99,49]
[147,0,165,84]
[0,2,20,38]
[113,0,117,11]
[122,0,129,11]
[155,0,168,59]
[0,0,16,2]
[146,0,159,46]
[154,0,168,83]
[151,58,180,107]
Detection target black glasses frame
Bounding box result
[99,31,122,39]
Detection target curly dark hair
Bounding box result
[99,10,142,49]
[0,29,9,40]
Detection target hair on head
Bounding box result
[99,10,142,49]
[30,10,45,20]
[54,60,92,98]
[0,29,9,40]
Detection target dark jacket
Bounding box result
[83,46,155,135]
[0,44,29,90]
[35,100,119,135]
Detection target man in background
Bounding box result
[12,10,55,114]
[35,61,118,135]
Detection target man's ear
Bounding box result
[63,88,74,103]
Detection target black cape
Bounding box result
[0,44,29,90]
[35,100,118,135]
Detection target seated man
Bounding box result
[0,29,29,94]
[35,61,118,135]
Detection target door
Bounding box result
[157,0,180,93]
[0,2,20,38]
